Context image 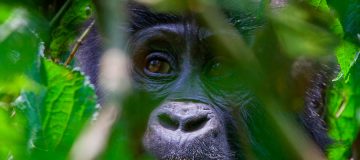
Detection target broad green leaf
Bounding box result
[326,0,360,75]
[336,41,359,77]
[17,59,97,159]
[327,52,360,159]
[327,0,360,45]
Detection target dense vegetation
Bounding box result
[0,0,359,159]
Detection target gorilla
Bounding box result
[76,1,336,159]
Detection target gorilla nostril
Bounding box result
[182,116,209,132]
[158,113,179,131]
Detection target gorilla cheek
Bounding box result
[142,101,233,159]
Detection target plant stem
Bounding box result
[64,20,95,66]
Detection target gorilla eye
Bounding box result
[146,59,171,74]
[144,52,173,75]
[208,62,224,77]
[205,57,231,78]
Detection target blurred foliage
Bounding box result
[47,0,93,62]
[269,3,337,57]
[99,92,159,160]
[0,6,43,88]
[0,105,27,160]
[0,0,359,159]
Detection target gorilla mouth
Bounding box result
[143,127,234,160]
[143,102,234,160]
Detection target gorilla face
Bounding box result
[129,21,243,159]
[76,2,333,160]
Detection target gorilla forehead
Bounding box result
[127,2,261,36]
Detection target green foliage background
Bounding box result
[0,0,359,159]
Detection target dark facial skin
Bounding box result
[129,21,245,159]
[76,2,334,160]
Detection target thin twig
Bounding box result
[335,95,347,118]
[50,0,72,28]
[64,20,95,66]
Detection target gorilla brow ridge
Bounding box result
[128,3,182,33]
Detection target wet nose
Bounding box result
[157,111,210,132]
[153,102,215,134]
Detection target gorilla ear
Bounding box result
[291,57,337,90]
[292,57,337,151]
[291,58,321,90]
[291,56,338,113]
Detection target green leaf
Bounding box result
[327,0,360,45]
[325,0,360,76]
[327,52,360,159]
[17,59,97,159]
[336,41,359,76]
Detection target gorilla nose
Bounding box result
[153,102,215,133]
[158,112,210,132]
